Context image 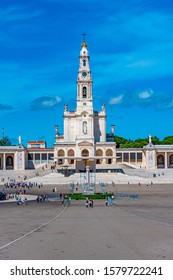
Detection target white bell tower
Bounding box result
[74,36,94,144]
[76,36,93,113]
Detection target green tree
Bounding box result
[114,135,131,148]
[133,138,148,147]
[0,136,12,146]
[114,135,161,148]
[162,136,173,145]
[151,136,160,145]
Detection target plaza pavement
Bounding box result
[0,169,173,260]
[0,195,173,260]
[0,182,173,259]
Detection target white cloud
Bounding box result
[126,60,154,68]
[109,94,124,105]
[42,96,61,107]
[0,6,43,22]
[30,95,62,111]
[55,96,62,103]
[163,99,173,109]
[138,89,153,99]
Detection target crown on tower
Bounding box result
[81,33,88,48]
[81,41,88,48]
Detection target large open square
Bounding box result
[0,180,173,260]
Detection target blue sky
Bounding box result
[0,0,173,146]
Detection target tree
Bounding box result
[114,135,161,148]
[151,136,160,145]
[114,135,131,148]
[162,136,173,145]
[0,136,12,146]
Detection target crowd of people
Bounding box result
[0,177,44,203]
[4,179,43,191]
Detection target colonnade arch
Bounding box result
[157,154,173,168]
[81,149,89,157]
[68,149,75,164]
[6,156,14,170]
[169,154,173,167]
[58,149,65,164]
[96,149,103,164]
[157,154,164,168]
[106,149,113,164]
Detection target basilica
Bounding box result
[0,40,173,171]
[53,39,116,171]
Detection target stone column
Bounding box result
[3,153,6,170]
[165,152,168,169]
[122,152,124,163]
[112,148,116,164]
[102,148,106,164]
[153,150,157,169]
[64,148,68,165]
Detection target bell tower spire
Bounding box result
[76,35,93,112]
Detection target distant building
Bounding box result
[27,141,46,149]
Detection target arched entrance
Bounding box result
[68,149,75,164]
[157,154,165,168]
[58,150,65,164]
[169,154,173,168]
[81,149,89,157]
[106,149,113,164]
[96,149,103,164]
[6,156,14,169]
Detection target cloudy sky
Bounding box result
[0,0,173,146]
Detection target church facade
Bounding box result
[54,40,116,171]
[0,40,173,171]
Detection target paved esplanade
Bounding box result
[0,199,173,260]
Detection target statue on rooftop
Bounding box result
[64,104,68,111]
[102,104,105,111]
[18,135,22,145]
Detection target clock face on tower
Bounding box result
[82,71,87,77]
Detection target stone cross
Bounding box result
[55,125,59,135]
[64,104,68,111]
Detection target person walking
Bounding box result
[85,197,89,208]
[89,198,93,208]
